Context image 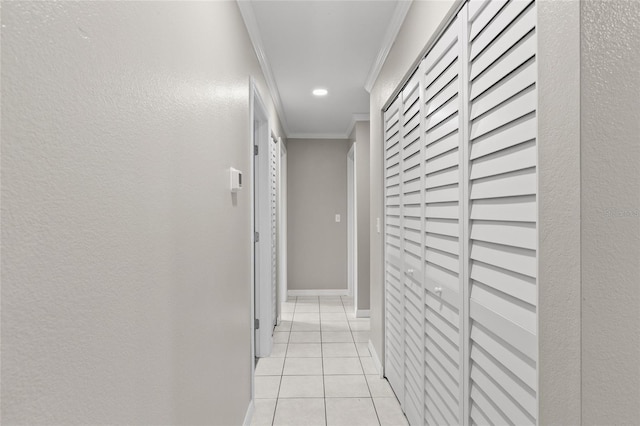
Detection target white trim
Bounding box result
[289,114,371,141]
[364,0,413,93]
[356,309,370,318]
[345,113,371,139]
[288,289,349,297]
[287,132,352,140]
[459,7,472,424]
[242,400,255,426]
[368,340,384,378]
[248,78,258,406]
[237,0,292,137]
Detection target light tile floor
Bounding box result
[252,296,408,426]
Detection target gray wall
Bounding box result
[369,0,456,368]
[581,1,640,423]
[1,2,284,424]
[349,122,371,311]
[287,139,350,291]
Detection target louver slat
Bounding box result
[470,0,533,61]
[469,0,507,40]
[468,0,490,23]
[470,4,536,80]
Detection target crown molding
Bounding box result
[345,113,371,139]
[289,113,370,140]
[237,0,292,137]
[363,0,413,93]
[287,133,352,140]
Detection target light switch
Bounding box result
[335,214,341,223]
[230,167,242,192]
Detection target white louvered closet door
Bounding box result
[466,0,538,424]
[421,12,465,426]
[384,97,404,405]
[383,1,538,425]
[399,75,425,426]
[270,137,278,328]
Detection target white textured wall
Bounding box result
[287,139,349,291]
[1,2,283,424]
[368,0,456,366]
[581,1,640,423]
[537,1,582,423]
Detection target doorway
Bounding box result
[251,82,274,360]
[347,144,357,317]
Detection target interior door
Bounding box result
[466,0,538,424]
[399,74,425,426]
[253,107,274,358]
[383,97,404,405]
[421,11,465,426]
[382,2,539,424]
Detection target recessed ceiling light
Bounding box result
[312,88,328,96]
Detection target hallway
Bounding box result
[251,296,407,426]
[2,0,638,424]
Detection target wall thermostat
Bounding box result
[230,168,242,192]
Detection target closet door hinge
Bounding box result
[255,231,260,243]
[255,318,260,329]
[254,145,259,155]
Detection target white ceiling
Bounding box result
[239,0,407,138]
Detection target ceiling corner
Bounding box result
[345,113,371,139]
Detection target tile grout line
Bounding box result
[270,296,295,426]
[346,296,383,426]
[347,300,382,426]
[274,296,295,426]
[319,299,328,426]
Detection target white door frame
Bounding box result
[278,140,288,307]
[251,79,273,361]
[347,144,357,314]
[269,134,278,330]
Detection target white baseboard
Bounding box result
[243,399,255,426]
[368,340,384,378]
[288,289,349,297]
[356,309,370,318]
